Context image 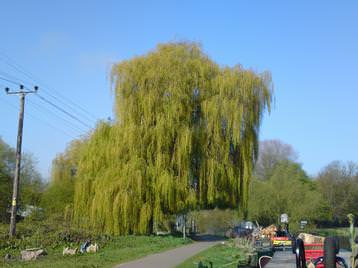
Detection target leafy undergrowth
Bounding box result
[311,227,358,237]
[176,240,249,268]
[0,220,191,268]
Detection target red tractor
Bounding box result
[294,236,348,268]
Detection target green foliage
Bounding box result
[72,42,272,235]
[0,137,43,222]
[41,139,85,216]
[20,154,44,207]
[248,160,331,228]
[191,209,241,235]
[254,139,298,180]
[316,161,358,224]
[1,216,167,251]
[0,138,13,222]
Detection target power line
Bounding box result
[0,75,23,86]
[27,98,87,134]
[40,88,97,125]
[0,53,99,122]
[0,95,18,109]
[0,96,77,139]
[0,71,96,126]
[28,98,86,133]
[27,106,81,139]
[36,93,93,130]
[0,82,9,89]
[1,69,94,130]
[0,70,34,87]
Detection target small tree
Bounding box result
[42,139,85,216]
[317,161,358,224]
[0,137,43,222]
[0,138,13,222]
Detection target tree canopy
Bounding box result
[254,139,298,180]
[41,139,85,217]
[0,138,13,222]
[0,137,43,222]
[72,42,272,235]
[248,160,331,228]
[316,161,358,224]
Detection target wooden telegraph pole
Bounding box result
[5,85,38,237]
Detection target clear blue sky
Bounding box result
[0,1,357,179]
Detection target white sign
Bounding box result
[280,213,288,223]
[300,220,308,229]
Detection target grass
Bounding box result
[176,241,248,268]
[0,220,191,268]
[0,235,191,268]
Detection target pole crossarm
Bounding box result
[5,85,38,95]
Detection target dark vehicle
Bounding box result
[226,221,257,238]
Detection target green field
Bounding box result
[0,235,191,268]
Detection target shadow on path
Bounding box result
[190,234,227,242]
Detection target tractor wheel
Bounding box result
[295,238,306,268]
[324,236,337,268]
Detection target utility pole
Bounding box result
[5,84,38,237]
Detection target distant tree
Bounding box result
[0,138,13,222]
[249,160,331,227]
[72,42,273,235]
[254,139,298,180]
[316,161,358,224]
[41,139,85,217]
[20,154,44,207]
[0,137,43,222]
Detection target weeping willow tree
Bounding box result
[73,42,272,235]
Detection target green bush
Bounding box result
[190,208,241,235]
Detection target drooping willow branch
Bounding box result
[72,42,272,234]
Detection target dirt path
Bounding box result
[114,241,220,268]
